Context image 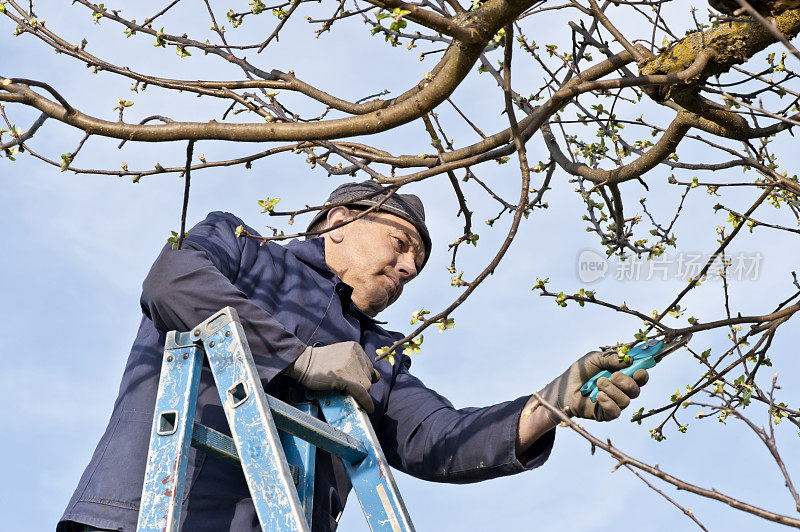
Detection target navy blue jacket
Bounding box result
[58,211,555,531]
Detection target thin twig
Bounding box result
[176,140,195,250]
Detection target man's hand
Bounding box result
[284,341,380,413]
[538,350,649,422]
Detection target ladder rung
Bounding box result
[191,422,302,486]
[189,395,368,465]
[268,395,368,463]
[191,422,240,465]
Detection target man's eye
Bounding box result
[394,237,406,252]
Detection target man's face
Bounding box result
[325,209,424,317]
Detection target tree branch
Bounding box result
[532,392,800,528]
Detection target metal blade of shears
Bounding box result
[653,332,693,362]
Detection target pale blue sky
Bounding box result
[2,2,799,531]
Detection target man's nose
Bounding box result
[397,256,417,283]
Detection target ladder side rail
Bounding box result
[278,401,319,527]
[137,332,204,532]
[319,394,415,532]
[196,307,310,532]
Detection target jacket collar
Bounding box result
[284,237,330,274]
[284,237,385,324]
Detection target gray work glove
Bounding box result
[537,350,649,422]
[284,342,380,413]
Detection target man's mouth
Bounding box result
[384,274,398,295]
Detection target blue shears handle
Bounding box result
[579,340,664,403]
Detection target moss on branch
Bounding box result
[641,8,800,79]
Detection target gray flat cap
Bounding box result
[307,180,431,270]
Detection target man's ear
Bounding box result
[325,206,350,243]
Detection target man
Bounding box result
[58,181,648,531]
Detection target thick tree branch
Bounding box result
[640,8,800,80]
[2,0,542,142]
[362,0,482,42]
[542,115,690,185]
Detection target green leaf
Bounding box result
[435,318,454,333]
[3,145,19,161]
[153,28,166,47]
[167,230,190,249]
[227,9,244,28]
[401,335,424,356]
[60,153,73,172]
[555,292,567,307]
[258,197,281,213]
[250,0,266,14]
[409,308,430,325]
[376,346,396,365]
[92,4,105,23]
[531,277,549,290]
[112,98,134,110]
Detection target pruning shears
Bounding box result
[580,333,693,403]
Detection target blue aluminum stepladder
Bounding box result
[136,306,414,532]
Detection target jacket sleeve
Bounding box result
[140,211,308,382]
[378,359,556,484]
